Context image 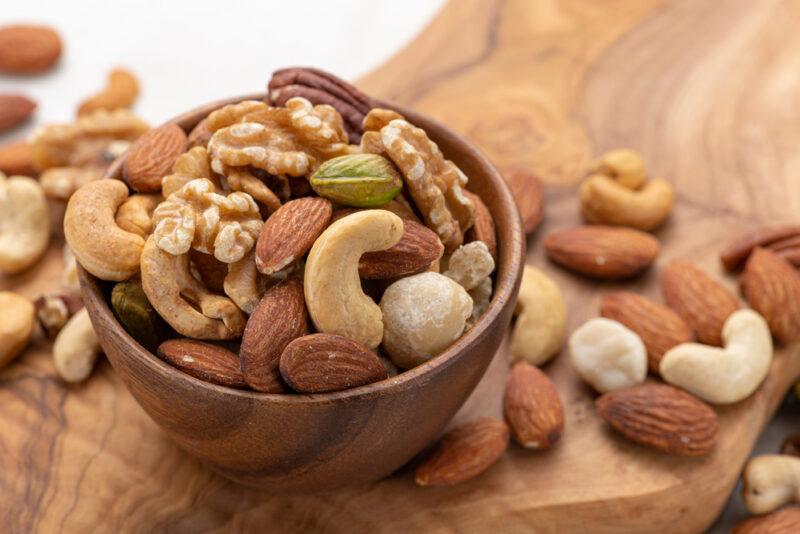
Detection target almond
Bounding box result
[595,383,718,456]
[661,260,739,346]
[279,333,386,393]
[0,94,36,132]
[359,218,444,279]
[415,417,509,487]
[504,168,544,234]
[781,434,800,457]
[0,25,62,74]
[720,225,800,272]
[255,197,332,275]
[188,118,212,149]
[240,277,308,392]
[0,140,36,176]
[544,225,659,279]
[123,123,188,192]
[742,248,800,345]
[158,338,247,389]
[503,362,563,449]
[600,292,693,372]
[78,68,140,116]
[463,190,497,261]
[733,507,800,534]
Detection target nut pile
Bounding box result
[64,69,498,396]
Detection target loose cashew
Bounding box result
[659,309,772,404]
[0,291,35,369]
[304,210,403,348]
[510,266,567,366]
[742,454,800,514]
[223,250,269,315]
[64,179,145,281]
[53,308,101,382]
[589,148,646,190]
[140,236,245,339]
[579,174,675,231]
[0,172,50,274]
[569,318,647,393]
[115,193,161,237]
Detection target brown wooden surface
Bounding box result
[3,0,800,532]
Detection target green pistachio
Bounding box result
[111,280,168,351]
[310,154,402,207]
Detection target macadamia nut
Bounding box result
[444,241,495,291]
[0,291,35,369]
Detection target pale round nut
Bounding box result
[53,308,101,382]
[590,148,646,190]
[444,241,495,291]
[741,454,800,514]
[568,317,647,393]
[380,272,473,369]
[0,173,50,274]
[510,266,567,366]
[0,291,35,369]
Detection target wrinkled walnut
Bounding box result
[444,241,495,291]
[161,146,221,198]
[152,178,263,263]
[225,167,282,213]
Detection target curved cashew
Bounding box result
[0,291,35,369]
[305,210,403,348]
[0,173,50,274]
[115,193,161,237]
[140,236,245,339]
[510,266,567,366]
[53,308,101,382]
[223,250,269,315]
[659,309,772,404]
[64,179,145,281]
[589,148,646,190]
[580,174,675,231]
[742,454,800,514]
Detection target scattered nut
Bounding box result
[579,174,675,231]
[569,317,647,393]
[157,338,247,389]
[659,309,773,404]
[720,224,800,272]
[0,140,37,176]
[111,279,167,351]
[78,68,140,116]
[310,153,402,207]
[510,266,566,366]
[40,166,104,201]
[0,25,62,74]
[53,308,101,383]
[0,291,35,369]
[742,248,800,345]
[504,362,564,450]
[742,454,800,514]
[34,291,83,339]
[443,241,495,291]
[589,148,646,190]
[305,210,404,348]
[733,507,800,534]
[503,169,544,234]
[0,94,36,132]
[380,272,472,369]
[0,172,50,273]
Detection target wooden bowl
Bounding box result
[79,95,525,491]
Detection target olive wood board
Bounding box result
[2,0,800,532]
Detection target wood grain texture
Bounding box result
[2,0,800,531]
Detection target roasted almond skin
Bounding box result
[123,123,188,193]
[733,507,800,534]
[0,94,36,132]
[600,292,693,373]
[415,417,509,487]
[279,333,387,393]
[661,260,739,346]
[544,225,659,279]
[596,383,718,456]
[503,362,564,450]
[188,118,212,149]
[742,247,800,345]
[0,140,36,176]
[0,25,62,74]
[504,168,544,234]
[463,190,497,261]
[240,277,308,393]
[158,338,247,389]
[255,197,332,275]
[720,225,800,272]
[359,218,444,279]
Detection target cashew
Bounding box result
[742,454,800,514]
[569,318,647,393]
[64,179,145,281]
[510,266,567,366]
[659,309,772,404]
[0,172,50,274]
[223,250,269,315]
[580,174,675,231]
[53,308,101,382]
[589,148,646,189]
[0,291,35,369]
[304,210,403,348]
[115,193,161,237]
[140,236,245,339]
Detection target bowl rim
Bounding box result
[83,93,525,405]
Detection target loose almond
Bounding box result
[78,68,140,116]
[595,383,718,456]
[415,417,509,487]
[733,507,800,534]
[504,168,544,234]
[720,225,800,272]
[661,260,739,346]
[0,140,36,176]
[544,225,659,279]
[240,277,308,392]
[279,333,387,393]
[0,25,62,74]
[742,248,800,345]
[158,338,247,389]
[123,123,188,193]
[0,94,36,132]
[600,292,693,373]
[503,362,564,450]
[463,190,497,261]
[359,218,444,279]
[255,197,333,275]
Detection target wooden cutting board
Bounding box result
[3,0,800,531]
